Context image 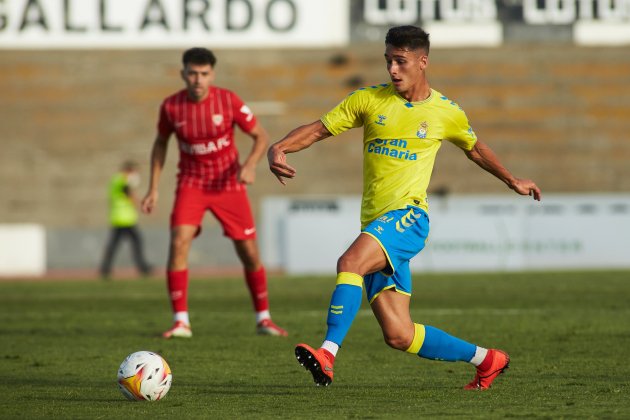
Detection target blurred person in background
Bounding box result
[268,25,541,389]
[141,47,287,339]
[100,160,152,280]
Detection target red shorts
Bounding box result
[170,186,256,240]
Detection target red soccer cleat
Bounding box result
[295,343,334,387]
[464,349,510,390]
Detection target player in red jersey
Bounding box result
[141,47,287,339]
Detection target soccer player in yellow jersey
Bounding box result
[268,25,541,390]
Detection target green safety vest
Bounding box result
[108,173,138,227]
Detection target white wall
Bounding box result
[0,224,46,276]
[0,0,349,49]
[260,194,630,275]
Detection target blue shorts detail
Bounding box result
[362,206,429,302]
[364,261,410,303]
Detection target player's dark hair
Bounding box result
[385,26,430,54]
[182,47,217,67]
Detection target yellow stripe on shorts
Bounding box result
[336,272,363,288]
[405,323,426,354]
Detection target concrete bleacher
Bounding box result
[1,44,629,272]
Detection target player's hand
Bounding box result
[141,190,159,214]
[510,178,541,201]
[267,146,296,185]
[238,164,256,185]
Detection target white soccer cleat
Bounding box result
[162,321,192,339]
[256,319,288,336]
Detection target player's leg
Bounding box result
[370,270,509,390]
[367,205,508,389]
[99,227,123,279]
[313,206,423,357]
[295,233,387,386]
[365,207,477,358]
[163,186,206,339]
[210,190,287,336]
[233,238,287,336]
[371,286,479,358]
[325,233,386,347]
[161,224,197,338]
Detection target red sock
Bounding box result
[478,350,494,371]
[167,269,188,313]
[244,267,269,312]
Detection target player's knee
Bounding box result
[234,241,261,271]
[337,254,359,273]
[382,330,413,351]
[171,234,191,251]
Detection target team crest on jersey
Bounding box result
[212,114,224,126]
[417,121,428,139]
[375,114,387,126]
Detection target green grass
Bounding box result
[1,271,629,419]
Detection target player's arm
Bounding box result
[464,139,541,201]
[141,133,170,213]
[267,120,332,185]
[238,122,269,185]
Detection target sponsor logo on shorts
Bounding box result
[244,227,256,235]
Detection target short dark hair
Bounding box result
[385,26,430,54]
[182,47,217,67]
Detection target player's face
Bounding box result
[384,45,428,95]
[181,63,215,101]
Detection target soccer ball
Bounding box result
[117,351,172,401]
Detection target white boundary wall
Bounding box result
[0,0,349,49]
[3,0,630,49]
[0,224,46,276]
[260,194,630,275]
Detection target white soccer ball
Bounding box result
[117,351,172,401]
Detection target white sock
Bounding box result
[469,346,488,366]
[321,340,339,357]
[256,310,271,323]
[174,311,190,325]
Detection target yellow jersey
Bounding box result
[321,84,477,228]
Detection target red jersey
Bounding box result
[158,87,257,192]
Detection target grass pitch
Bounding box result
[1,270,629,419]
